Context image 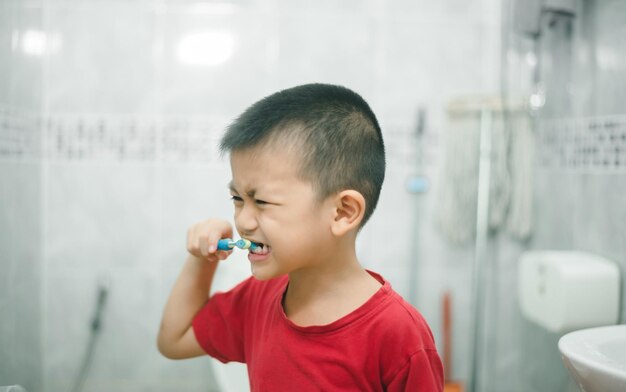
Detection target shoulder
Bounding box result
[364,276,440,384]
[378,289,437,350]
[366,271,437,350]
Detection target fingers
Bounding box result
[206,220,233,256]
[216,250,231,261]
[206,231,220,255]
[199,231,211,257]
[186,219,234,261]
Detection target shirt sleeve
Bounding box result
[386,348,444,392]
[192,278,253,363]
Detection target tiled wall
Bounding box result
[537,115,626,170]
[480,1,626,392]
[0,150,43,392]
[0,1,44,391]
[9,1,626,392]
[1,0,502,391]
[5,1,624,392]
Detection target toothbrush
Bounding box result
[217,238,260,252]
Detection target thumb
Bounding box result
[207,222,233,254]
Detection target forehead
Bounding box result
[229,145,305,192]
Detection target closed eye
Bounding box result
[230,195,243,203]
[255,199,269,206]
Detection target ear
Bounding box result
[330,190,366,236]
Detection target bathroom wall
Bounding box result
[474,1,626,391]
[0,0,504,391]
[0,2,44,391]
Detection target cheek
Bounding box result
[264,207,324,230]
[279,212,329,245]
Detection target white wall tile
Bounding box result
[0,0,509,390]
[45,2,159,113]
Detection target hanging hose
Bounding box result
[71,282,109,392]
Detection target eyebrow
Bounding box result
[228,182,256,198]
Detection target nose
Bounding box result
[234,203,258,237]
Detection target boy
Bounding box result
[158,83,443,391]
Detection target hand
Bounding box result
[186,219,233,262]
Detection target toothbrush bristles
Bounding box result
[235,238,261,250]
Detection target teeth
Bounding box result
[251,243,270,255]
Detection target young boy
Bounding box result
[158,83,443,391]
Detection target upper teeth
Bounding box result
[252,244,269,255]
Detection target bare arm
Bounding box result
[157,219,232,359]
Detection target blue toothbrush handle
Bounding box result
[217,238,235,251]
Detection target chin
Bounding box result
[250,266,280,281]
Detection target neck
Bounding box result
[287,243,360,291]
[282,242,382,326]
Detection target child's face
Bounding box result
[229,144,335,280]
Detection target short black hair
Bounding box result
[220,83,385,227]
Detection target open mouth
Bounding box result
[250,242,270,255]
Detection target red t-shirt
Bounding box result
[192,271,443,391]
